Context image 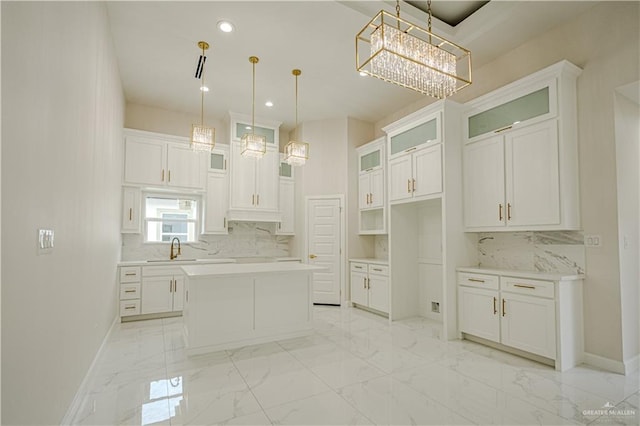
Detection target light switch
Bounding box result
[584,234,602,247]
[38,228,54,254]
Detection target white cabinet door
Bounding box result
[124,136,165,185]
[463,136,505,228]
[389,155,413,202]
[368,273,389,313]
[369,169,384,208]
[501,292,556,359]
[255,147,279,211]
[413,144,442,198]
[458,286,500,343]
[167,144,205,189]
[350,270,368,306]
[358,174,370,209]
[229,142,257,210]
[141,276,173,314]
[277,179,295,235]
[172,275,185,311]
[121,187,140,233]
[204,173,228,234]
[505,120,560,227]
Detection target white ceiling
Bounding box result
[106,1,597,133]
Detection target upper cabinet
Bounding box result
[357,138,386,234]
[227,113,281,222]
[123,129,206,190]
[203,145,229,235]
[385,111,443,205]
[462,61,582,231]
[276,155,295,235]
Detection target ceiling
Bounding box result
[106,1,597,134]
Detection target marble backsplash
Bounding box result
[477,231,585,275]
[374,235,388,259]
[121,221,291,261]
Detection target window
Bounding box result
[144,195,199,242]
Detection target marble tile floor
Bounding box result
[71,306,639,425]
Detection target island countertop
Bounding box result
[181,262,325,278]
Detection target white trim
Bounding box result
[624,354,639,375]
[583,352,626,375]
[61,315,119,424]
[305,195,346,305]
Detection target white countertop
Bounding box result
[118,258,236,267]
[182,262,326,278]
[349,258,389,265]
[457,266,584,281]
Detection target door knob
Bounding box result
[309,254,317,259]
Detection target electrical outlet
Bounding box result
[37,228,54,254]
[584,234,602,247]
[431,301,440,313]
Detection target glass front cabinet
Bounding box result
[357,137,386,234]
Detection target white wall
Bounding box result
[375,1,639,366]
[1,2,125,424]
[614,87,639,367]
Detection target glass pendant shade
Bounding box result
[241,132,267,158]
[356,9,471,98]
[284,140,309,166]
[191,124,215,152]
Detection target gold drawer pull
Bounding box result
[354,266,363,269]
[499,204,503,221]
[494,125,513,133]
[124,289,136,293]
[468,278,485,283]
[372,268,382,272]
[124,306,136,310]
[125,272,136,276]
[407,179,411,193]
[507,203,512,221]
[405,147,417,153]
[514,284,536,290]
[502,298,506,317]
[493,297,497,315]
[129,208,132,221]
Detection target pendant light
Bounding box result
[284,69,309,166]
[241,56,266,158]
[356,0,472,98]
[191,41,215,152]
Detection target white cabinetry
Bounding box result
[119,266,141,317]
[123,130,206,190]
[350,261,389,314]
[141,266,185,315]
[203,146,229,234]
[457,268,583,371]
[276,157,295,235]
[227,113,281,222]
[357,138,386,234]
[121,186,141,233]
[462,60,581,231]
[387,112,442,204]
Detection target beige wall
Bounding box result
[1,2,125,423]
[375,2,640,364]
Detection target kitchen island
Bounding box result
[181,262,325,355]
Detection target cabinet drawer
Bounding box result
[120,283,141,300]
[120,299,141,316]
[368,264,389,276]
[142,266,183,277]
[501,277,555,299]
[120,266,141,283]
[458,272,499,290]
[350,262,367,273]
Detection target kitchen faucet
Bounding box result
[170,237,181,260]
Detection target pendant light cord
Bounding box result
[201,46,205,126]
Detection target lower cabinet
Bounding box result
[350,261,389,314]
[119,266,142,317]
[457,269,583,371]
[141,266,184,314]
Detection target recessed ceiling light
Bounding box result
[217,20,234,33]
[359,71,368,77]
[200,86,209,92]
[265,101,274,107]
[245,126,252,130]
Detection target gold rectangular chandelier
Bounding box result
[241,56,267,158]
[356,6,471,99]
[191,41,216,152]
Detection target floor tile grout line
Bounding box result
[228,347,276,425]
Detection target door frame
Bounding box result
[304,195,346,305]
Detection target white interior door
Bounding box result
[307,198,342,304]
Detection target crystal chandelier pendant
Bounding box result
[190,41,215,152]
[284,140,309,166]
[241,132,266,158]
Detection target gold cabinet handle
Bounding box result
[161,169,165,181]
[514,284,536,289]
[256,194,259,205]
[223,217,226,228]
[367,277,370,289]
[502,298,506,317]
[493,297,497,315]
[370,193,373,204]
[309,254,317,259]
[468,278,485,283]
[125,272,136,276]
[499,204,503,221]
[507,203,512,220]
[407,179,411,193]
[252,194,255,205]
[124,305,136,310]
[372,268,382,272]
[405,147,417,153]
[168,170,171,182]
[124,289,136,293]
[129,208,132,221]
[363,277,367,289]
[170,279,173,292]
[354,265,363,269]
[412,179,416,192]
[494,125,513,133]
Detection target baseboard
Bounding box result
[61,314,119,424]
[583,351,626,375]
[624,354,639,375]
